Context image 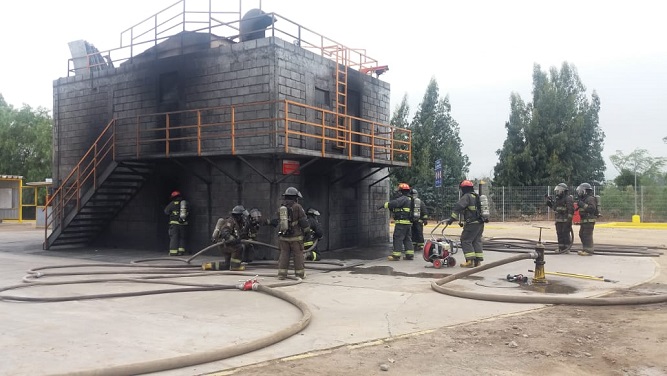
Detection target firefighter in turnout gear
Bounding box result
[545,183,575,253]
[205,205,247,271]
[163,190,189,256]
[379,182,414,261]
[304,208,324,261]
[270,187,310,279]
[240,208,263,263]
[576,183,598,256]
[445,180,486,267]
[410,188,428,254]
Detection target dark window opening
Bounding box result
[315,87,330,107]
[159,71,179,105]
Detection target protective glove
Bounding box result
[211,237,218,244]
[445,218,454,226]
[578,201,586,209]
[422,220,428,226]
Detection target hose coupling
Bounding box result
[237,275,260,291]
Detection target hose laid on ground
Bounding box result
[49,283,311,376]
[430,252,667,305]
[185,238,361,271]
[1,236,342,375]
[482,237,664,257]
[186,238,319,264]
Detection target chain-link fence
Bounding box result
[424,185,667,223]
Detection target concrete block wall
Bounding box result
[55,34,393,254]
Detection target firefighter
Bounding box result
[240,208,263,263]
[304,208,324,261]
[205,205,247,271]
[379,182,414,261]
[445,180,486,267]
[163,190,189,256]
[269,187,310,279]
[576,183,598,256]
[410,188,428,254]
[545,183,575,253]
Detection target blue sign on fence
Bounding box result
[435,159,442,188]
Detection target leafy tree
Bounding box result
[0,94,53,182]
[390,78,469,216]
[609,149,666,186]
[494,62,605,186]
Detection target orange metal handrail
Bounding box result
[44,119,116,247]
[45,100,410,248]
[68,1,383,77]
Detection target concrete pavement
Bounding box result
[0,222,661,375]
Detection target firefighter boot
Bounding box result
[387,252,401,261]
[277,269,288,280]
[230,259,245,271]
[202,262,222,270]
[577,250,593,256]
[474,259,483,267]
[295,270,306,279]
[403,251,414,260]
[460,259,475,268]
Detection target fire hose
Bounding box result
[0,235,363,375]
[0,250,312,376]
[482,237,664,257]
[46,282,312,376]
[430,252,667,305]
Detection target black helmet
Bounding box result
[283,186,303,198]
[231,205,246,215]
[576,183,592,197]
[306,208,320,216]
[554,183,568,196]
[411,188,418,197]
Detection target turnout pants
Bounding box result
[168,224,187,254]
[391,223,413,258]
[579,222,595,253]
[555,221,573,251]
[218,244,243,269]
[461,222,484,262]
[411,221,425,251]
[278,239,306,278]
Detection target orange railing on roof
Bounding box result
[67,1,384,77]
[45,100,410,245]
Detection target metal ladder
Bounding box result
[333,46,348,149]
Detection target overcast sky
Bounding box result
[1,0,665,180]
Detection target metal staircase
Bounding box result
[45,161,153,249]
[44,119,156,249]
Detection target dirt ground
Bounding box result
[224,222,667,376]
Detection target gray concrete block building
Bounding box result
[47,2,411,256]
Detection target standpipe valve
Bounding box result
[532,226,548,284]
[236,275,260,291]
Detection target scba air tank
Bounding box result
[479,195,490,220]
[179,200,189,221]
[413,197,421,221]
[279,205,289,233]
